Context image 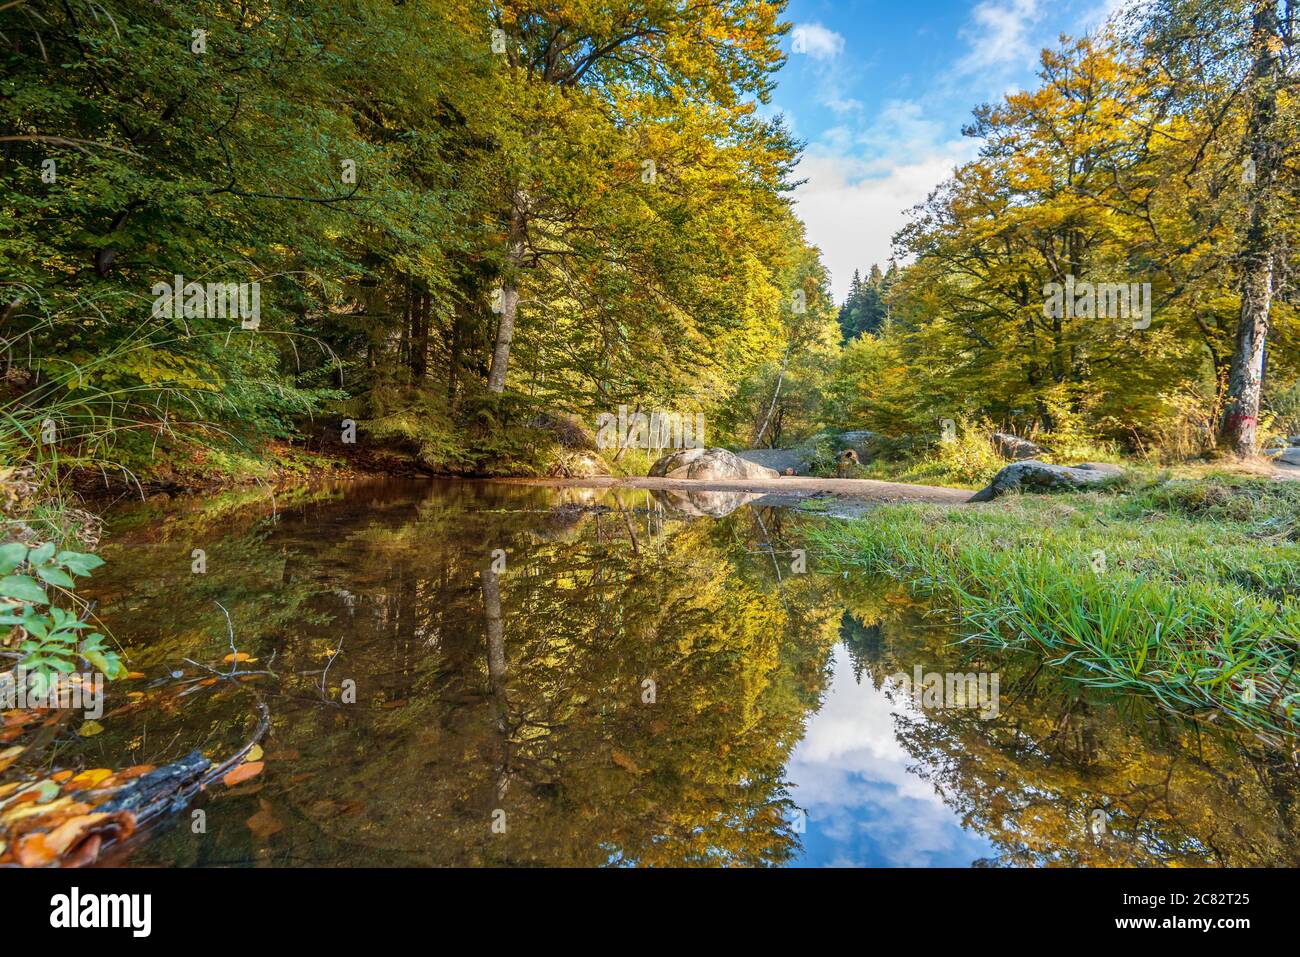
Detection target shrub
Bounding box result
[0,542,123,680]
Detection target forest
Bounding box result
[0,0,1299,879]
[1,0,1294,496]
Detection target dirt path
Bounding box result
[487,474,973,504]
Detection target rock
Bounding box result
[991,432,1044,460]
[736,447,812,475]
[546,449,606,478]
[1274,447,1300,467]
[833,431,879,459]
[835,448,861,477]
[970,460,1123,502]
[649,447,779,481]
[650,488,761,518]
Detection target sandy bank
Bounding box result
[485,474,974,504]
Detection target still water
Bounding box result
[71,478,1299,866]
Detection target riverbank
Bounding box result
[806,474,1300,743]
[487,473,972,504]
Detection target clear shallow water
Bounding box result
[60,478,1300,866]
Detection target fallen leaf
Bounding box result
[222,652,256,663]
[0,745,23,773]
[62,833,103,868]
[14,832,52,866]
[50,770,73,783]
[30,780,60,804]
[26,811,133,866]
[126,672,146,680]
[246,799,283,839]
[611,748,643,775]
[4,795,74,822]
[66,768,113,791]
[43,812,109,854]
[222,761,264,787]
[76,721,104,738]
[246,744,264,762]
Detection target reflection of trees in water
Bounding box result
[839,596,1300,867]
[93,480,1300,867]
[839,611,883,685]
[140,482,849,866]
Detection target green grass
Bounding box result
[807,476,1300,743]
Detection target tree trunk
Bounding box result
[751,343,792,448]
[1218,1,1282,456]
[487,202,527,394]
[411,288,430,380]
[480,558,511,806]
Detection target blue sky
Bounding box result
[785,645,995,867]
[771,0,1130,301]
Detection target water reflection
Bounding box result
[58,478,1300,867]
[790,644,995,867]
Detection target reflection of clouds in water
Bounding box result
[787,644,994,867]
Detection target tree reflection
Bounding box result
[78,479,1300,867]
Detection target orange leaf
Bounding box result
[246,799,283,839]
[611,749,644,775]
[223,761,264,787]
[65,769,112,791]
[0,745,23,773]
[15,832,54,867]
[40,811,134,865]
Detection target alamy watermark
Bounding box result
[151,274,261,328]
[1042,275,1150,330]
[595,405,705,451]
[0,667,103,719]
[889,666,1000,719]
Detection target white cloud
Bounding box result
[1079,0,1140,31]
[956,0,1044,74]
[791,100,976,302]
[791,22,846,61]
[786,646,991,867]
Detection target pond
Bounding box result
[65,478,1300,866]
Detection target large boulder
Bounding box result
[1266,447,1300,466]
[991,432,1044,461]
[970,460,1123,502]
[649,447,779,481]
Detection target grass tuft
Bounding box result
[807,477,1300,743]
